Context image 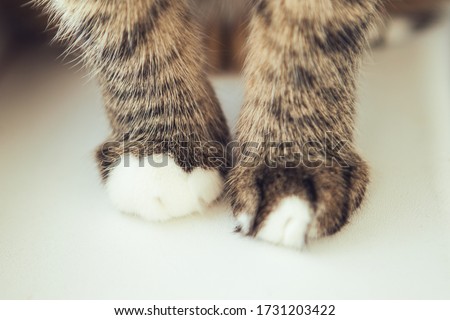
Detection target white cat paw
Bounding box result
[106,154,224,221]
[237,196,313,249]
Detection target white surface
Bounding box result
[1,21,449,299]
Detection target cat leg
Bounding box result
[41,0,230,220]
[227,0,381,248]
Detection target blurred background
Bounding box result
[0,0,449,299]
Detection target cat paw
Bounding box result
[228,155,369,249]
[105,154,224,221]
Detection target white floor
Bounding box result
[1,21,449,300]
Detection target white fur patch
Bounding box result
[106,154,223,221]
[255,196,313,249]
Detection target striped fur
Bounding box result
[38,0,231,180]
[227,0,380,240]
[36,0,440,246]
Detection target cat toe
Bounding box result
[236,196,313,249]
[255,197,313,249]
[106,154,223,221]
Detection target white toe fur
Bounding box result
[106,154,223,221]
[236,213,253,235]
[255,196,313,249]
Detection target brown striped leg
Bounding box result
[43,0,230,220]
[227,0,380,248]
